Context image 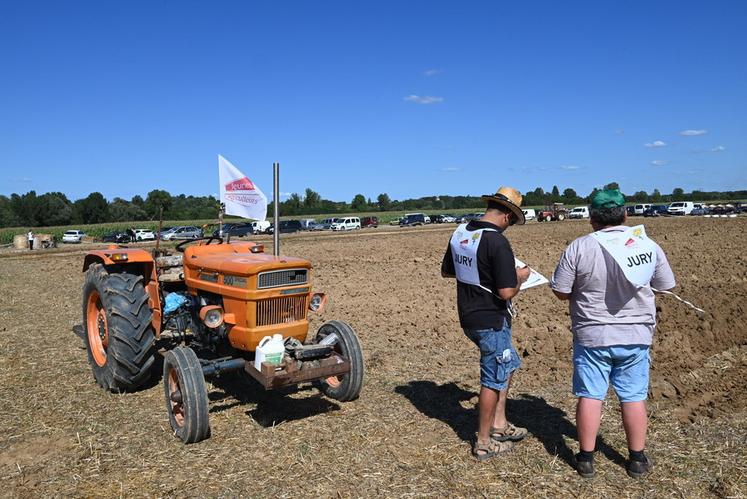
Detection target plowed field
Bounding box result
[1,216,745,497]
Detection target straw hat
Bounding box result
[481,186,525,225]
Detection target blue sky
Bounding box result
[1,1,745,203]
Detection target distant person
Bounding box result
[27,230,34,250]
[441,186,531,460]
[550,189,676,479]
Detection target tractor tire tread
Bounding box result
[82,263,156,393]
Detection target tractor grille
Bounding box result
[257,269,308,289]
[256,295,308,326]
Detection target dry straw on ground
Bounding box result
[1,217,746,497]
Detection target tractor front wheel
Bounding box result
[82,263,156,392]
[557,213,565,221]
[163,346,210,444]
[315,320,364,402]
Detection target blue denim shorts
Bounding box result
[464,324,521,391]
[572,343,650,403]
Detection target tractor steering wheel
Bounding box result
[175,236,224,253]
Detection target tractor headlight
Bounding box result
[200,305,224,328]
[308,293,327,314]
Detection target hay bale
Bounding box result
[13,234,27,249]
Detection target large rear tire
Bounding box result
[82,263,156,392]
[315,320,364,402]
[163,346,210,444]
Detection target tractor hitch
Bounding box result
[244,355,351,390]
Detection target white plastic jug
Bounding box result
[254,334,285,370]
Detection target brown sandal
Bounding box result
[472,438,514,461]
[491,423,528,442]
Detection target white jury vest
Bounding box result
[449,223,499,295]
[590,225,657,288]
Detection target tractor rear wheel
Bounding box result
[82,263,156,392]
[315,320,364,402]
[163,346,210,443]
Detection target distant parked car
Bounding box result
[400,213,430,225]
[633,204,652,216]
[644,205,669,217]
[389,217,403,226]
[101,231,131,244]
[626,206,636,216]
[568,206,590,219]
[400,213,427,226]
[690,204,708,216]
[361,216,379,228]
[313,218,339,230]
[668,201,694,215]
[267,220,303,234]
[331,217,361,231]
[161,226,203,240]
[299,219,317,230]
[431,214,456,224]
[134,228,155,241]
[213,223,254,238]
[522,209,536,221]
[456,213,480,223]
[62,230,86,243]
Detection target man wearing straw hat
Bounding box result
[551,189,676,479]
[441,186,531,460]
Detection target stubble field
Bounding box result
[0,217,745,497]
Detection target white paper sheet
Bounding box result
[515,258,549,290]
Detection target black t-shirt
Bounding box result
[441,220,518,330]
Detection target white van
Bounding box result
[251,220,271,234]
[668,201,694,215]
[331,217,361,231]
[522,209,536,221]
[569,206,590,219]
[633,204,652,215]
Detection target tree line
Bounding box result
[2,184,746,228]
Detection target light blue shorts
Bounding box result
[572,344,650,403]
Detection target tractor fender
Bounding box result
[83,248,163,336]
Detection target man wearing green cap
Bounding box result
[551,189,676,479]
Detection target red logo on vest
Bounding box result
[459,239,469,246]
[225,177,255,192]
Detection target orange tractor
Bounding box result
[76,237,363,443]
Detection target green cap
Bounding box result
[591,189,625,209]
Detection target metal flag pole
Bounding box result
[273,162,280,256]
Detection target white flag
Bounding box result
[218,155,268,221]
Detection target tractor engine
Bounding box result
[167,241,321,353]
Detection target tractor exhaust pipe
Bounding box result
[273,162,280,256]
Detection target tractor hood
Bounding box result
[183,242,311,277]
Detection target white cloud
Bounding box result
[279,192,292,199]
[424,69,441,77]
[404,94,444,104]
[651,160,669,166]
[679,129,708,136]
[560,165,580,170]
[711,145,726,152]
[644,140,667,148]
[440,167,461,172]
